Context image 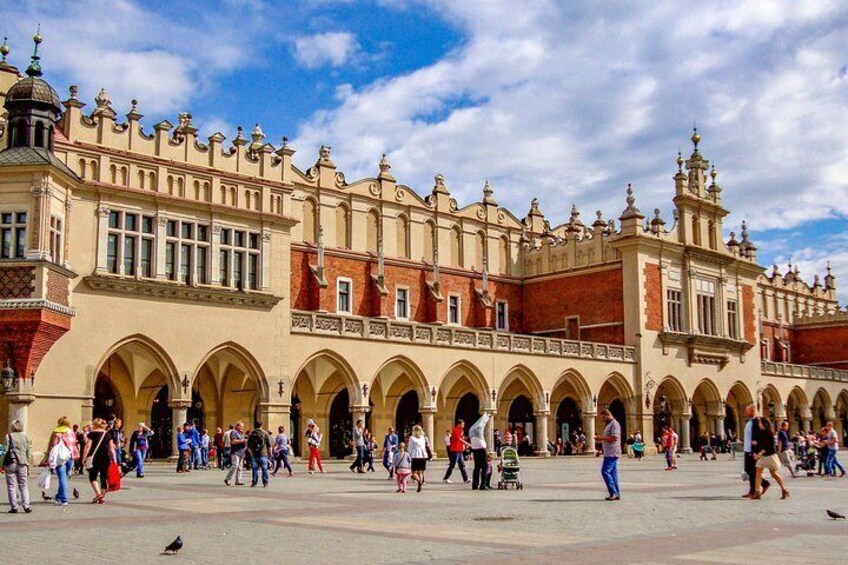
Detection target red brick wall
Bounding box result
[792,323,848,369]
[47,269,70,306]
[0,266,35,299]
[760,321,794,362]
[0,308,72,377]
[522,267,624,344]
[643,263,662,332]
[290,247,523,330]
[741,284,757,345]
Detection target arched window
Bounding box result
[78,159,87,179]
[450,225,462,267]
[396,214,410,258]
[498,236,510,275]
[110,165,118,185]
[335,204,350,249]
[149,172,157,191]
[138,170,146,189]
[366,209,381,254]
[302,198,318,244]
[475,231,486,270]
[34,121,45,148]
[121,167,129,187]
[423,220,436,262]
[194,181,202,200]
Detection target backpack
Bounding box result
[248,430,265,454]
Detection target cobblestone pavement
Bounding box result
[1,455,846,564]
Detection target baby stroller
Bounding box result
[795,447,817,476]
[497,446,523,490]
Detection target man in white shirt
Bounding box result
[824,421,846,477]
[468,413,490,491]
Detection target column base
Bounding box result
[533,450,552,458]
[680,447,693,454]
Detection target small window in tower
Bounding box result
[34,122,45,149]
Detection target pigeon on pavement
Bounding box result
[826,510,846,520]
[163,536,183,555]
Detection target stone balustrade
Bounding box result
[291,310,637,363]
[761,360,848,382]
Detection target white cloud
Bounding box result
[294,32,358,69]
[3,0,259,115]
[291,0,848,251]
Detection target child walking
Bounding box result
[393,442,412,493]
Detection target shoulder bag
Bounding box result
[85,432,107,470]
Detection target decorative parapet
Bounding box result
[761,360,848,383]
[659,330,753,367]
[84,274,282,310]
[291,310,637,363]
[793,309,848,327]
[0,298,75,317]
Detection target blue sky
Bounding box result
[5,0,848,301]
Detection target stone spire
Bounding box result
[432,173,449,195]
[619,183,642,220]
[566,204,584,233]
[377,153,395,181]
[650,208,666,234]
[825,262,836,291]
[482,179,497,205]
[26,25,43,78]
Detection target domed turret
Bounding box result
[3,29,62,151]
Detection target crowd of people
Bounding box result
[1,405,845,512]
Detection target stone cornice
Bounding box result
[761,360,848,383]
[83,274,283,310]
[658,330,753,367]
[0,298,76,317]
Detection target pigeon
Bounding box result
[163,536,183,555]
[826,510,846,520]
[72,488,80,499]
[41,491,53,501]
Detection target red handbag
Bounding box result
[107,461,122,492]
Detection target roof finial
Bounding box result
[26,24,43,77]
[691,124,700,152]
[0,34,9,65]
[676,149,683,173]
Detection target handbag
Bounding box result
[38,467,52,490]
[425,437,433,461]
[3,434,17,467]
[107,461,122,492]
[85,431,107,470]
[49,441,72,468]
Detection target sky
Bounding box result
[4,0,848,302]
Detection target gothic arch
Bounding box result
[91,334,180,397]
[192,341,269,400]
[368,355,431,406]
[293,349,361,405]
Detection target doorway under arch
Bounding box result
[509,394,536,450]
[149,386,173,458]
[609,399,627,446]
[455,392,480,428]
[556,397,582,454]
[395,390,421,441]
[329,389,352,459]
[93,373,123,422]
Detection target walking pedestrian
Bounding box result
[382,426,398,479]
[661,426,676,470]
[200,429,211,469]
[752,418,789,499]
[222,425,234,470]
[393,442,412,493]
[176,426,190,473]
[305,420,324,474]
[110,419,125,467]
[823,421,846,477]
[407,425,429,492]
[225,422,247,486]
[128,423,153,478]
[47,416,78,505]
[4,420,32,514]
[596,408,621,501]
[776,421,796,478]
[468,412,491,491]
[742,404,770,498]
[349,419,365,474]
[443,419,471,484]
[81,418,116,505]
[247,421,272,487]
[272,425,294,476]
[213,427,224,469]
[364,428,376,472]
[187,423,201,470]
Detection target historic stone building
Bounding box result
[1,36,847,458]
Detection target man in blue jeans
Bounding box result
[248,421,272,487]
[129,423,153,478]
[824,421,846,477]
[596,408,621,501]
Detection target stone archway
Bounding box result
[836,390,848,445]
[726,382,754,439]
[812,388,834,431]
[437,361,488,454]
[786,386,810,435]
[497,366,544,449]
[691,379,722,450]
[291,350,359,458]
[597,373,635,449]
[653,377,688,446]
[369,356,430,442]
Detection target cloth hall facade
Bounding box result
[1,39,847,459]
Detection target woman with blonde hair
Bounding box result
[407,425,430,492]
[80,418,116,504]
[48,416,78,505]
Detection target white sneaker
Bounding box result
[443,479,452,484]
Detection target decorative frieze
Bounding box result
[761,360,848,383]
[290,310,637,363]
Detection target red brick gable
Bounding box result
[643,262,662,332]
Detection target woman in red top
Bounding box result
[442,420,471,484]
